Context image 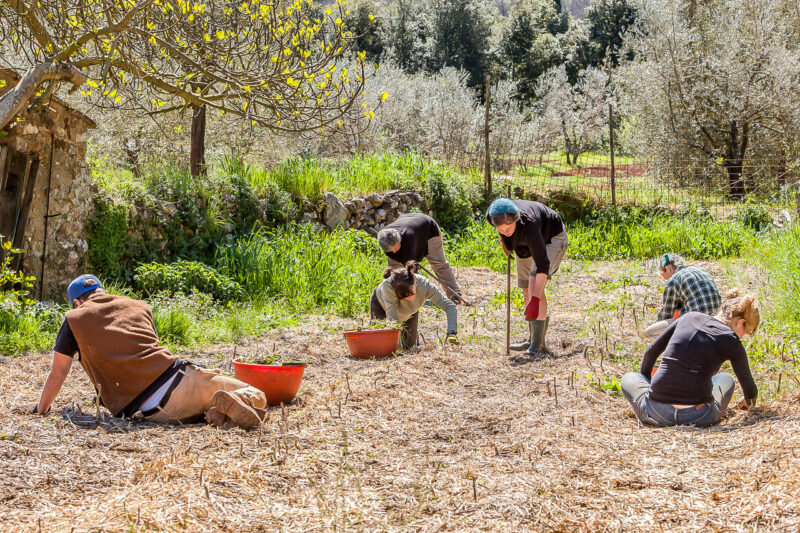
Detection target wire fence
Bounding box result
[443,82,800,219]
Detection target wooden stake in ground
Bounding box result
[506,184,512,356]
[506,250,511,356]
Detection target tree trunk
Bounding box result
[724,120,749,200]
[190,104,206,177]
[724,159,745,200]
[0,62,86,130]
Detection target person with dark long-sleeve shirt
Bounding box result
[377,213,462,302]
[486,199,568,355]
[621,290,760,427]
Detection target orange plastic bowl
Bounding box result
[232,358,307,405]
[343,328,400,359]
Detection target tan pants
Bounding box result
[144,364,266,424]
[388,236,461,300]
[515,231,569,288]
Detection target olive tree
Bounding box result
[0,0,381,175]
[535,65,611,164]
[618,0,800,198]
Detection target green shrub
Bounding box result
[735,202,773,232]
[0,241,60,356]
[86,198,130,280]
[135,260,244,302]
[423,166,482,231]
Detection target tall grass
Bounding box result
[246,152,414,199]
[567,216,756,260]
[446,212,757,273]
[216,225,385,316]
[751,224,800,337]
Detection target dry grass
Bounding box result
[1,262,798,532]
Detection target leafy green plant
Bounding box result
[152,305,196,346]
[135,260,244,302]
[735,202,773,232]
[86,198,130,280]
[588,373,622,396]
[0,241,58,356]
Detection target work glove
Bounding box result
[446,333,459,345]
[525,296,541,321]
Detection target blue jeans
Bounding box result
[620,372,736,428]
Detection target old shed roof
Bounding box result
[0,65,97,128]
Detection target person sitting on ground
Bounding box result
[22,275,267,429]
[621,289,759,428]
[376,213,464,304]
[645,253,722,338]
[486,198,569,356]
[370,261,458,349]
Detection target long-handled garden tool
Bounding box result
[506,245,511,356]
[416,264,473,306]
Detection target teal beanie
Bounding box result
[487,198,519,216]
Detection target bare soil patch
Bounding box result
[1,262,798,531]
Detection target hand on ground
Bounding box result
[736,398,756,410]
[13,404,42,415]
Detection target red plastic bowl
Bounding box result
[232,358,307,405]
[343,328,400,359]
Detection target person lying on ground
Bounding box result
[20,275,267,429]
[376,213,464,303]
[370,261,458,350]
[621,289,759,428]
[645,253,722,338]
[486,198,569,356]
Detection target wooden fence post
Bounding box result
[609,104,616,207]
[484,75,492,199]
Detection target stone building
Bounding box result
[0,67,95,300]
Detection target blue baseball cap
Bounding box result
[67,275,104,304]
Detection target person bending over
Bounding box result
[621,289,759,428]
[370,261,458,349]
[645,253,722,338]
[24,275,267,429]
[377,213,463,303]
[486,198,568,356]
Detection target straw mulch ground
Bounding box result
[1,262,798,532]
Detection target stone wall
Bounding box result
[0,96,94,299]
[305,189,426,235]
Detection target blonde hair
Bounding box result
[715,288,760,335]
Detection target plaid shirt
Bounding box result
[658,265,722,321]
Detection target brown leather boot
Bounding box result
[205,406,229,427]
[212,390,262,429]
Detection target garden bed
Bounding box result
[1,264,798,531]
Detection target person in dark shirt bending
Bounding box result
[377,213,463,303]
[486,198,569,355]
[621,289,760,428]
